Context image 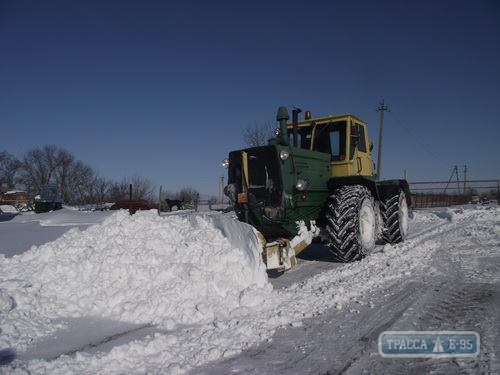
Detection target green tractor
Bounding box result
[223,106,410,271]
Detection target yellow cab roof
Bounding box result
[287,113,367,128]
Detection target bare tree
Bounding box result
[108,176,155,201]
[178,187,200,203]
[19,145,59,195]
[130,176,155,200]
[65,161,96,204]
[242,120,276,147]
[107,181,129,201]
[91,177,112,205]
[18,145,97,203]
[0,151,22,190]
[55,149,76,202]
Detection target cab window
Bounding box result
[314,121,347,161]
[288,127,313,149]
[349,123,367,159]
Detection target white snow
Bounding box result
[4,190,26,194]
[290,220,320,249]
[0,205,18,214]
[10,207,112,226]
[0,204,498,374]
[0,210,269,350]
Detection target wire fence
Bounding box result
[409,179,500,209]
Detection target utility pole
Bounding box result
[158,185,163,216]
[455,165,461,194]
[444,165,461,194]
[376,99,390,180]
[463,164,468,194]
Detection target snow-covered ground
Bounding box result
[0,205,499,374]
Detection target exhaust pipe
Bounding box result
[292,107,302,147]
[276,106,290,146]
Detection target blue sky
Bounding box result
[1,0,499,196]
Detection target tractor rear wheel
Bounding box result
[381,189,409,244]
[324,185,376,262]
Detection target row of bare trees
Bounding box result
[0,146,161,205]
[2,121,274,206]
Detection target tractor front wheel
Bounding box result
[324,185,376,262]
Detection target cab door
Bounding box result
[350,122,373,176]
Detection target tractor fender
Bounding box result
[376,179,412,207]
[327,176,381,201]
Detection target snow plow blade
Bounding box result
[256,222,317,271]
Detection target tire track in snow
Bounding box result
[271,208,457,292]
[344,206,500,375]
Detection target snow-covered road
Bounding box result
[196,207,500,374]
[0,205,499,374]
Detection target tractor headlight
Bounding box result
[279,150,290,160]
[295,179,309,191]
[221,158,229,169]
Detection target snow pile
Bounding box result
[1,205,498,374]
[0,210,270,350]
[291,220,320,248]
[0,205,18,214]
[10,207,111,226]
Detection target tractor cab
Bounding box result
[286,111,374,178]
